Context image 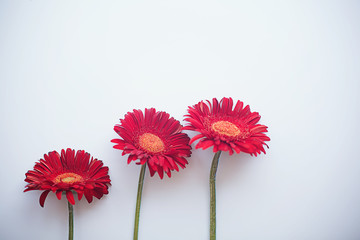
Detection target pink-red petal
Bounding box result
[39,190,50,207]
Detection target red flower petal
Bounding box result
[39,190,50,207]
[196,139,214,150]
[56,190,63,200]
[148,164,156,177]
[189,134,205,145]
[157,165,164,179]
[76,190,84,201]
[84,189,93,203]
[66,191,75,205]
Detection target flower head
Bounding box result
[24,148,111,207]
[111,108,192,179]
[184,97,270,156]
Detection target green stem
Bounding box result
[134,163,147,240]
[68,201,74,240]
[210,151,222,240]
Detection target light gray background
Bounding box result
[1,1,359,239]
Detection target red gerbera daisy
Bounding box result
[111,108,192,179]
[184,97,270,156]
[24,148,111,207]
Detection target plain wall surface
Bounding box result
[1,1,360,239]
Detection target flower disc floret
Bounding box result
[139,133,165,153]
[53,173,84,184]
[211,121,241,137]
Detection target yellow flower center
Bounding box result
[139,133,165,153]
[54,173,83,184]
[211,121,241,137]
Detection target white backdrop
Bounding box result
[1,1,360,240]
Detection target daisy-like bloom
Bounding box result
[184,97,270,156]
[24,148,111,207]
[111,108,192,179]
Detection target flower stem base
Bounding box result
[210,151,222,240]
[68,201,74,240]
[134,163,147,240]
